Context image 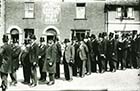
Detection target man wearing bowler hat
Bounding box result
[38,37,47,82]
[0,34,12,91]
[29,34,38,87]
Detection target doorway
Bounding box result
[46,28,57,43]
[10,28,19,43]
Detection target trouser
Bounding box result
[55,62,60,78]
[30,65,37,84]
[86,54,91,74]
[91,55,97,72]
[109,58,117,71]
[98,56,105,73]
[126,51,132,68]
[132,51,138,68]
[118,52,127,69]
[105,57,108,71]
[64,62,72,80]
[72,62,77,76]
[10,71,17,82]
[0,72,8,88]
[23,64,31,83]
[79,60,86,77]
[137,56,140,68]
[49,73,55,82]
[39,60,46,80]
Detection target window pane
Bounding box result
[76,7,85,19]
[25,2,34,18]
[128,8,133,17]
[116,7,122,17]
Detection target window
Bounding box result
[76,3,86,19]
[116,7,122,17]
[127,7,134,18]
[24,2,35,18]
[116,7,134,20]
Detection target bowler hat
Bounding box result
[91,34,96,39]
[109,32,114,37]
[30,34,36,40]
[132,30,137,35]
[64,38,70,43]
[40,37,45,42]
[2,34,9,42]
[98,33,103,38]
[102,32,107,37]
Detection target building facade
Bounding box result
[3,0,106,45]
[105,0,140,34]
[1,0,140,45]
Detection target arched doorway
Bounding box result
[46,28,57,43]
[43,26,60,43]
[7,26,23,46]
[10,28,19,43]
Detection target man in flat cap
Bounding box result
[0,34,12,91]
[38,37,47,82]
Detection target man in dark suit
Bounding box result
[102,32,108,71]
[0,35,12,91]
[42,39,57,85]
[136,34,140,68]
[20,39,31,85]
[107,32,118,72]
[98,33,106,73]
[91,34,98,73]
[84,36,92,75]
[29,34,38,87]
[38,37,47,82]
[10,40,21,86]
[131,30,138,68]
[55,37,62,79]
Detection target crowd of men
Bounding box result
[0,30,140,91]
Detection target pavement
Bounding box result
[2,65,140,91]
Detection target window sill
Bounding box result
[23,18,35,19]
[115,17,135,20]
[74,18,87,20]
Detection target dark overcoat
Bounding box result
[43,44,57,73]
[0,43,12,74]
[38,44,46,66]
[11,45,21,72]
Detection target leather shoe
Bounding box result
[47,81,54,86]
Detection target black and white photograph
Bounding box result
[0,0,140,91]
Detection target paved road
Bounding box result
[2,65,140,91]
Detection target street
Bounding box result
[3,65,140,91]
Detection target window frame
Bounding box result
[74,3,87,20]
[23,2,35,19]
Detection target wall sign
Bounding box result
[42,1,61,24]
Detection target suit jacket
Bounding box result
[79,43,89,61]
[0,43,12,73]
[64,44,75,63]
[56,42,62,62]
[38,44,46,65]
[136,37,140,57]
[43,44,57,73]
[29,43,38,64]
[11,45,21,71]
[92,39,99,56]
